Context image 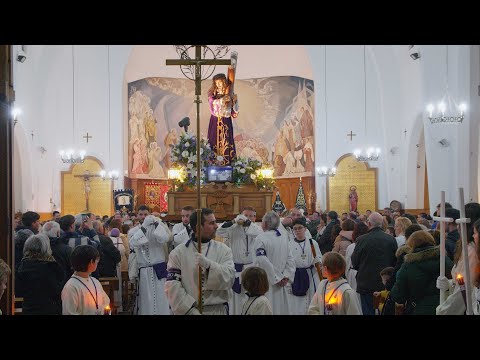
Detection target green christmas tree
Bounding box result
[295,178,307,214]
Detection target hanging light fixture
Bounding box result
[317,45,336,178]
[99,45,119,183]
[426,45,466,124]
[354,45,380,163]
[60,45,86,164]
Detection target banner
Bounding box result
[144,182,169,212]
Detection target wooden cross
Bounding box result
[83,132,92,143]
[347,131,356,141]
[166,46,231,314]
[73,170,100,211]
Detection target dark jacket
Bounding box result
[14,229,34,272]
[351,227,398,294]
[15,258,64,315]
[61,231,102,279]
[390,245,454,315]
[317,220,337,254]
[445,229,459,261]
[97,234,121,277]
[49,237,73,279]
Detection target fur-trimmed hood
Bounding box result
[404,245,439,263]
[395,244,411,258]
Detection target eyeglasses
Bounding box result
[293,227,305,231]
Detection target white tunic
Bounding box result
[436,282,480,315]
[216,222,263,315]
[62,275,110,315]
[172,227,190,249]
[308,278,362,315]
[129,221,171,315]
[287,238,322,315]
[165,238,235,315]
[253,230,296,315]
[241,295,273,315]
[345,242,362,309]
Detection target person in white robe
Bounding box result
[280,207,313,242]
[287,218,322,315]
[165,208,235,315]
[240,266,273,315]
[171,206,194,250]
[129,214,171,315]
[308,252,362,315]
[216,207,263,315]
[253,211,296,315]
[62,245,110,315]
[127,205,150,282]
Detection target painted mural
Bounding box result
[127,76,314,179]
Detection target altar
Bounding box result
[167,182,273,221]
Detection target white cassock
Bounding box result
[241,295,273,315]
[62,275,110,315]
[279,223,312,243]
[216,222,263,315]
[171,223,190,250]
[165,237,235,315]
[129,220,171,315]
[127,225,141,281]
[308,278,362,315]
[344,242,362,310]
[436,280,480,315]
[287,238,322,315]
[253,229,296,315]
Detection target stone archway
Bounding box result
[61,156,112,216]
[327,153,378,213]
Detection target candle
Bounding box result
[104,305,112,315]
[456,274,465,287]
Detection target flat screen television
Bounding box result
[206,166,233,183]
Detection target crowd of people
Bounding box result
[2,200,479,315]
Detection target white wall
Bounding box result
[12,45,479,213]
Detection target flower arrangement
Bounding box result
[170,132,213,189]
[170,134,275,191]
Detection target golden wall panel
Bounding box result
[61,157,112,216]
[327,154,377,214]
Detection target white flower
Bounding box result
[184,142,190,147]
[250,174,256,180]
[236,167,241,172]
[182,150,189,158]
[172,156,178,161]
[217,155,224,162]
[240,168,246,174]
[200,148,204,155]
[187,163,193,169]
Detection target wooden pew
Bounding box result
[98,277,119,314]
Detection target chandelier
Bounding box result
[317,166,336,177]
[100,170,119,181]
[60,45,87,164]
[354,147,380,162]
[427,45,466,124]
[59,149,86,164]
[318,45,336,178]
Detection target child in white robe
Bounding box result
[62,245,110,315]
[241,266,272,315]
[308,252,362,315]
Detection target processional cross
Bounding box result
[166,46,231,314]
[74,170,100,211]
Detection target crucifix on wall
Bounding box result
[83,132,92,143]
[74,170,100,211]
[347,130,356,141]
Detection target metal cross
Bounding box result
[347,131,356,141]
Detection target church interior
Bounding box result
[1,45,479,316]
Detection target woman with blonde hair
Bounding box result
[394,217,412,248]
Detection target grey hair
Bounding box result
[262,211,280,231]
[23,233,53,259]
[368,212,384,228]
[42,221,60,238]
